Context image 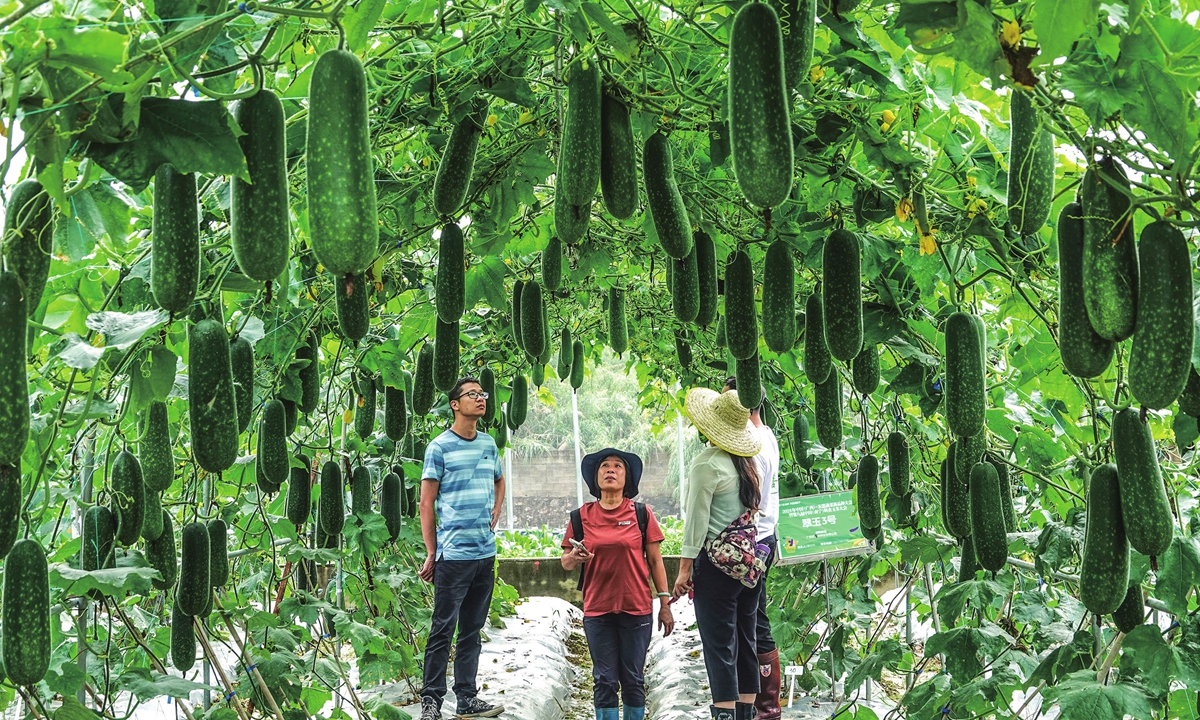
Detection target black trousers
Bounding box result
[421,556,496,708]
[755,534,778,653]
[583,612,653,707]
[693,550,760,702]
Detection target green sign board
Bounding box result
[775,491,873,565]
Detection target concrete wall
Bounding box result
[497,556,683,607]
[506,448,680,528]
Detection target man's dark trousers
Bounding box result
[421,556,496,708]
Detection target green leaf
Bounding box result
[1058,48,1127,126]
[49,564,159,597]
[85,98,249,192]
[1032,0,1100,63]
[121,667,220,700]
[343,0,388,52]
[364,697,411,720]
[933,577,1008,627]
[54,333,106,371]
[923,623,1012,679]
[85,309,170,350]
[580,3,634,61]
[1123,60,1196,162]
[52,696,93,720]
[1154,535,1200,617]
[1042,670,1156,720]
[844,638,903,691]
[127,344,178,413]
[464,257,508,312]
[1171,411,1198,451]
[1119,624,1200,698]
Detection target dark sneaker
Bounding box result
[421,697,441,720]
[457,697,504,718]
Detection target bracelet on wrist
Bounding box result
[656,592,671,598]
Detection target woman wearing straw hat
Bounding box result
[672,388,765,720]
[561,448,674,720]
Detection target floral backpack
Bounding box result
[704,509,769,588]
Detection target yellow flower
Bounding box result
[487,113,498,126]
[966,175,977,188]
[919,229,937,256]
[881,108,897,132]
[967,198,987,218]
[1001,20,1022,48]
[896,197,913,223]
[519,111,534,125]
[809,65,826,83]
[343,409,355,423]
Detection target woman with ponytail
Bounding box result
[673,387,766,720]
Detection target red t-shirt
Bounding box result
[561,499,665,617]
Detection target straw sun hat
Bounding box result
[684,388,763,457]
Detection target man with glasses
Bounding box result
[419,376,507,719]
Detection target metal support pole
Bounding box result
[905,570,914,691]
[676,409,686,518]
[505,450,514,531]
[76,438,95,707]
[204,469,214,708]
[572,390,584,508]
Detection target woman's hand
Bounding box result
[657,603,674,637]
[671,570,692,600]
[562,545,594,571]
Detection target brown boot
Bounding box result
[754,648,782,720]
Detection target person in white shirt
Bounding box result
[724,377,781,719]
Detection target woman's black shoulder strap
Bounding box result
[570,508,584,541]
[635,502,648,547]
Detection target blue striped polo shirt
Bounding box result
[422,428,502,560]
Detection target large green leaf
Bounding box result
[1042,670,1156,720]
[85,98,249,192]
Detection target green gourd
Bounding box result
[354,374,376,439]
[570,340,585,390]
[968,461,1007,572]
[351,466,373,515]
[1129,221,1193,410]
[318,461,345,536]
[286,453,312,526]
[762,240,796,352]
[1112,585,1145,634]
[111,450,145,547]
[508,374,528,428]
[1079,463,1130,615]
[1111,408,1174,558]
[480,367,497,425]
[554,192,591,245]
[230,336,254,435]
[1057,202,1114,378]
[177,522,211,616]
[521,281,548,358]
[296,331,321,414]
[1081,157,1137,342]
[412,343,435,417]
[207,517,228,586]
[436,222,465,323]
[511,280,526,353]
[306,49,378,276]
[190,320,244,472]
[2,539,49,685]
[543,237,563,292]
[141,490,164,542]
[1007,90,1055,238]
[258,399,289,486]
[140,401,174,492]
[231,89,290,283]
[887,431,909,496]
[0,272,27,467]
[2,179,53,315]
[672,243,700,324]
[171,598,196,671]
[151,166,199,314]
[735,351,761,411]
[822,230,862,362]
[794,414,815,471]
[728,2,794,208]
[82,505,116,574]
[382,472,402,541]
[385,385,408,441]
[334,273,370,343]
[145,509,177,591]
[725,250,759,360]
[643,132,693,259]
[945,312,985,438]
[608,286,629,355]
[814,371,842,450]
[557,59,602,207]
[852,344,880,395]
[433,319,460,393]
[943,442,972,539]
[556,328,573,382]
[695,231,718,327]
[600,93,638,220]
[856,454,881,531]
[804,293,833,385]
[432,98,487,217]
